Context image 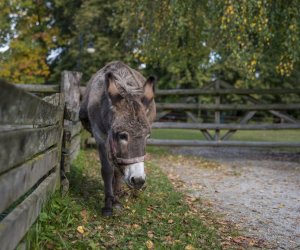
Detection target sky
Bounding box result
[0,45,9,52]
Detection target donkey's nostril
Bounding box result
[131,177,135,184]
[130,177,145,189]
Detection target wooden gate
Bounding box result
[149,80,300,147]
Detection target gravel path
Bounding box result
[160,147,300,249]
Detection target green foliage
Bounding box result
[0,0,62,83]
[124,0,300,87]
[0,0,299,87]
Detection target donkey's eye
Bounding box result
[118,132,129,141]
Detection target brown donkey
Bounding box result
[79,61,156,216]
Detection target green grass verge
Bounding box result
[152,129,300,142]
[26,149,221,249]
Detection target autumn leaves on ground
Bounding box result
[26,148,241,250]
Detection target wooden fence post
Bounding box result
[214,80,221,141]
[60,71,82,194]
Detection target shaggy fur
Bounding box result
[79,61,156,216]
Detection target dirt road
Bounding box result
[158,147,300,249]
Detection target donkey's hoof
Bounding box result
[101,207,113,217]
[113,202,123,210]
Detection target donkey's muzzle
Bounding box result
[124,162,146,190]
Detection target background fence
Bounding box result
[149,80,300,147]
[0,71,81,250]
[83,80,300,148]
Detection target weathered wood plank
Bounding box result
[219,80,300,123]
[69,134,81,155]
[62,134,81,172]
[0,125,33,131]
[0,172,57,250]
[147,139,300,147]
[86,137,300,148]
[62,128,81,154]
[185,111,213,141]
[0,148,58,213]
[61,71,82,121]
[64,121,82,138]
[214,81,221,141]
[155,88,300,96]
[65,136,81,166]
[70,143,80,162]
[0,125,61,174]
[0,81,61,126]
[152,122,300,130]
[14,84,59,93]
[156,103,300,111]
[54,89,65,190]
[221,111,256,141]
[42,93,61,106]
[79,86,300,96]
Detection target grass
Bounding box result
[26,128,297,249]
[26,149,221,250]
[152,128,300,142]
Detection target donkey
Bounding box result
[79,61,156,216]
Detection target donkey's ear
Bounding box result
[105,72,122,105]
[142,76,156,107]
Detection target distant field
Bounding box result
[151,129,300,142]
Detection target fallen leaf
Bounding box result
[77,226,84,234]
[185,244,195,250]
[168,219,174,224]
[80,209,88,224]
[132,224,140,229]
[46,243,54,249]
[147,231,154,238]
[165,235,174,243]
[146,240,154,249]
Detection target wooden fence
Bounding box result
[0,71,82,250]
[149,80,300,147]
[80,80,300,148]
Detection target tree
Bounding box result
[121,0,300,88]
[1,0,299,88]
[0,0,63,83]
[51,0,131,82]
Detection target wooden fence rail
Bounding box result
[156,103,300,111]
[151,80,300,147]
[147,139,300,148]
[152,122,300,130]
[0,71,82,250]
[80,80,299,148]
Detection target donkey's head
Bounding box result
[105,72,155,189]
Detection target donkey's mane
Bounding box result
[105,61,144,97]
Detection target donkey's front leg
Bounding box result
[112,168,123,210]
[98,144,115,216]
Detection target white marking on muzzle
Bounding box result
[124,162,146,188]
